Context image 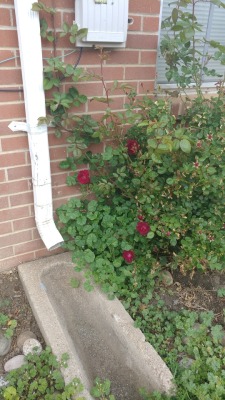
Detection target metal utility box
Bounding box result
[75,0,129,48]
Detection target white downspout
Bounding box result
[10,0,64,250]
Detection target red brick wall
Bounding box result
[0,0,160,271]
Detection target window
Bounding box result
[156,0,225,86]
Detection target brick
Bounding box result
[65,82,103,97]
[52,184,81,199]
[125,66,156,80]
[1,8,11,26]
[51,160,65,174]
[138,80,155,94]
[0,196,9,209]
[13,216,35,232]
[0,246,14,259]
[0,0,14,4]
[7,165,32,181]
[0,91,21,102]
[0,170,6,182]
[1,135,28,151]
[87,66,124,81]
[106,50,139,65]
[127,33,158,50]
[88,142,104,154]
[49,146,67,160]
[79,49,102,66]
[129,0,160,14]
[0,50,16,67]
[0,30,18,48]
[32,228,42,240]
[54,0,74,8]
[0,120,16,133]
[10,8,16,27]
[62,11,74,25]
[0,252,35,272]
[0,205,30,222]
[54,11,74,28]
[0,221,12,235]
[52,173,68,187]
[34,246,64,259]
[0,103,25,120]
[140,51,157,65]
[10,191,33,207]
[143,16,160,32]
[88,95,124,112]
[48,132,70,146]
[128,15,142,31]
[14,238,45,255]
[0,180,29,195]
[0,152,26,168]
[0,230,32,248]
[0,68,22,85]
[57,35,74,49]
[53,10,62,28]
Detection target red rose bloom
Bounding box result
[122,250,135,263]
[127,139,140,155]
[136,221,150,236]
[138,215,144,220]
[77,170,90,184]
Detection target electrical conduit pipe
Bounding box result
[10,0,64,250]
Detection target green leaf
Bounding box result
[66,64,75,75]
[148,139,157,149]
[62,22,70,33]
[77,28,88,38]
[103,146,113,161]
[69,36,77,44]
[166,178,174,185]
[84,249,95,263]
[207,166,217,175]
[147,231,155,239]
[180,139,191,153]
[43,78,54,90]
[172,8,178,23]
[88,200,98,212]
[70,278,80,288]
[86,233,97,246]
[151,153,162,163]
[32,3,43,11]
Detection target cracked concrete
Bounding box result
[18,253,174,399]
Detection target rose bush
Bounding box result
[56,92,225,297]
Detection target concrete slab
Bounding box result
[18,253,174,400]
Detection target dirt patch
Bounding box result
[159,269,225,326]
[0,268,44,375]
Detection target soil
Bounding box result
[0,268,45,376]
[159,269,225,326]
[0,266,225,376]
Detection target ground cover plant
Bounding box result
[0,345,116,400]
[0,314,17,340]
[28,1,225,398]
